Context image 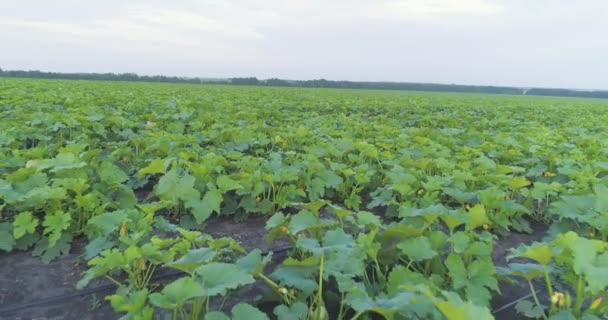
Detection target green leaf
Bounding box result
[515,300,545,319]
[33,234,72,264]
[42,211,71,248]
[87,210,128,235]
[84,237,115,260]
[288,210,317,234]
[99,161,128,185]
[510,243,553,265]
[13,211,38,239]
[149,277,207,308]
[466,258,499,305]
[195,263,255,296]
[271,256,320,294]
[26,153,86,172]
[216,175,243,192]
[398,236,437,262]
[205,312,230,320]
[451,232,470,254]
[114,185,137,209]
[446,253,467,290]
[323,229,355,250]
[265,212,286,229]
[319,169,343,189]
[550,311,577,320]
[236,249,272,274]
[355,211,381,227]
[467,204,489,230]
[509,176,531,190]
[0,223,15,252]
[138,159,167,176]
[434,292,494,320]
[343,289,419,319]
[500,263,545,281]
[187,189,223,224]
[274,302,308,320]
[231,303,269,320]
[14,232,40,250]
[155,169,199,204]
[166,248,217,273]
[107,288,149,313]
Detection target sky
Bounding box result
[1,0,607,90]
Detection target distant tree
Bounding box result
[265,78,290,86]
[1,68,607,99]
[230,77,260,85]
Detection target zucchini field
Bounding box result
[1,78,608,319]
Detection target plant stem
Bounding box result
[256,272,279,289]
[351,312,364,320]
[337,292,346,320]
[543,265,554,314]
[528,280,548,320]
[575,275,584,316]
[317,254,324,303]
[104,275,123,287]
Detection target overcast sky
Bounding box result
[1,1,606,89]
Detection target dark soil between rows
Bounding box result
[0,216,546,320]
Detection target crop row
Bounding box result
[1,79,608,319]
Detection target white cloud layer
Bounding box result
[0,0,607,89]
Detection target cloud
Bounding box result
[125,8,263,39]
[1,0,606,89]
[0,4,264,49]
[0,0,504,46]
[370,0,504,20]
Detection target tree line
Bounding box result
[1,68,607,99]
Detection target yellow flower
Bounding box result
[279,226,290,234]
[551,292,565,307]
[544,171,557,177]
[417,188,425,196]
[590,297,603,310]
[138,258,146,271]
[119,223,128,236]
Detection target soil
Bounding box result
[0,216,548,320]
[492,222,549,320]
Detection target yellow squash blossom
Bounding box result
[119,223,128,236]
[551,292,565,307]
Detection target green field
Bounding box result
[1,78,608,319]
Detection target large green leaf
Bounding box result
[149,277,207,308]
[166,247,217,273]
[42,211,71,248]
[187,189,223,223]
[398,236,437,262]
[0,223,15,252]
[195,263,255,296]
[155,169,199,204]
[13,211,38,239]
